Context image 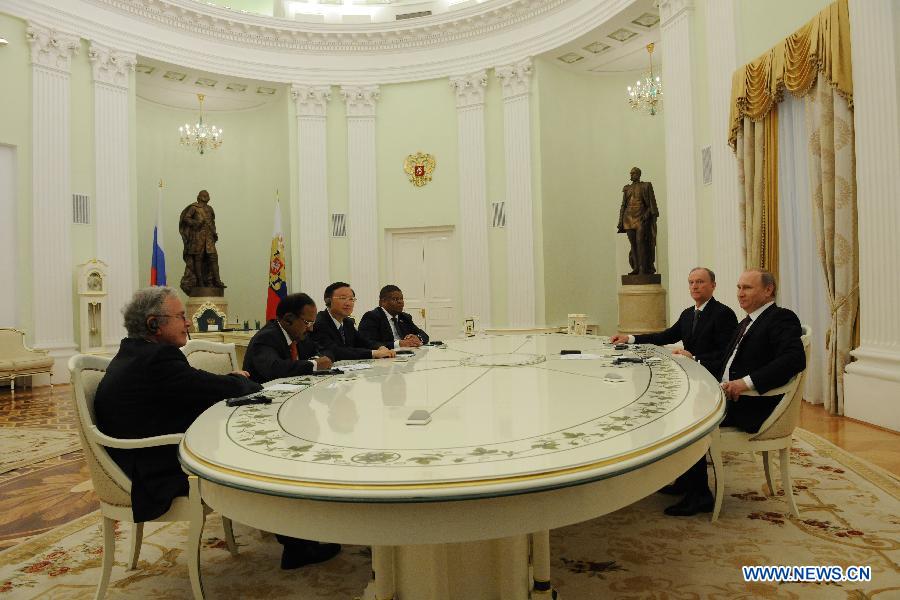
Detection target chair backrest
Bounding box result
[181,339,238,374]
[751,329,812,441]
[68,354,133,506]
[0,327,48,358]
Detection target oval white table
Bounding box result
[180,333,724,600]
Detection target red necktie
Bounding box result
[290,341,298,360]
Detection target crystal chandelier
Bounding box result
[626,43,663,116]
[179,94,223,155]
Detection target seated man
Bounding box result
[95,287,261,524]
[312,281,396,361]
[665,269,806,516]
[611,267,737,377]
[358,284,430,349]
[243,293,333,384]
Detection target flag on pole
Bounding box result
[266,195,288,321]
[150,180,167,286]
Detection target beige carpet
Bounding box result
[0,429,897,599]
[0,429,80,475]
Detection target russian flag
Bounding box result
[266,199,288,321]
[150,182,166,285]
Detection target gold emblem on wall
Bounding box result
[403,152,436,187]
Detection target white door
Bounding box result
[389,229,458,341]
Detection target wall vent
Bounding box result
[396,10,431,20]
[72,194,90,224]
[331,213,348,237]
[701,145,712,186]
[491,201,506,228]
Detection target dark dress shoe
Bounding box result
[659,483,686,495]
[281,542,342,570]
[664,492,714,517]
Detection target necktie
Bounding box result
[690,309,700,336]
[289,341,298,360]
[392,316,400,338]
[338,323,345,343]
[726,316,752,359]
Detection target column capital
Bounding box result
[340,85,380,117]
[291,84,332,117]
[88,43,136,89]
[26,22,80,73]
[450,71,488,109]
[660,0,695,29]
[495,59,533,99]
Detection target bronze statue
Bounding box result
[179,190,226,295]
[617,167,659,278]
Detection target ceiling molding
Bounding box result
[0,0,633,84]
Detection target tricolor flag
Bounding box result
[150,180,167,285]
[265,198,288,320]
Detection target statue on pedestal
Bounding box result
[617,167,659,284]
[179,189,226,295]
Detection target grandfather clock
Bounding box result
[76,259,108,354]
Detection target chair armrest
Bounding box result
[90,425,184,449]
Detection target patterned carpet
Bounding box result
[0,429,897,599]
[0,429,80,475]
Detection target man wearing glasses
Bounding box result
[313,281,396,360]
[243,293,334,384]
[94,287,261,525]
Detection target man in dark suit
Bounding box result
[243,293,333,384]
[664,269,806,516]
[358,284,430,349]
[95,288,339,569]
[611,267,737,377]
[95,287,261,523]
[312,281,396,361]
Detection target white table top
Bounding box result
[180,334,724,501]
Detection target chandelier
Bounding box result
[179,94,223,155]
[626,43,663,116]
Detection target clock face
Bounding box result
[87,272,103,291]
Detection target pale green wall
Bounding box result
[737,0,834,64]
[0,14,32,336]
[535,58,667,332]
[135,94,292,326]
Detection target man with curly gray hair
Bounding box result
[94,287,261,523]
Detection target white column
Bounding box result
[844,0,900,431]
[496,60,536,328]
[291,84,331,298]
[704,0,743,311]
[450,71,492,327]
[90,42,135,348]
[660,0,700,322]
[341,85,380,309]
[26,22,80,381]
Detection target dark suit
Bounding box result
[312,310,380,361]
[718,304,806,433]
[634,297,737,377]
[358,307,430,348]
[94,338,261,522]
[243,320,327,384]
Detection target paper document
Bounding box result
[339,363,373,372]
[266,383,304,392]
[559,353,602,360]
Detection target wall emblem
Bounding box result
[404,152,436,187]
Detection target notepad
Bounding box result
[559,353,602,360]
[266,383,304,392]
[339,363,373,372]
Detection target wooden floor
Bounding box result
[0,385,897,552]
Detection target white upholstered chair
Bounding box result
[0,328,54,391]
[181,339,239,374]
[69,354,236,600]
[709,327,812,522]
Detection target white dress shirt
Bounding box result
[382,307,401,349]
[720,300,775,390]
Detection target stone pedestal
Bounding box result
[186,296,228,333]
[617,284,667,334]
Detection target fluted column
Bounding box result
[292,84,332,298]
[496,60,536,328]
[90,42,135,348]
[844,0,900,431]
[450,71,492,327]
[27,22,79,380]
[704,0,742,310]
[341,85,380,309]
[660,0,700,322]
